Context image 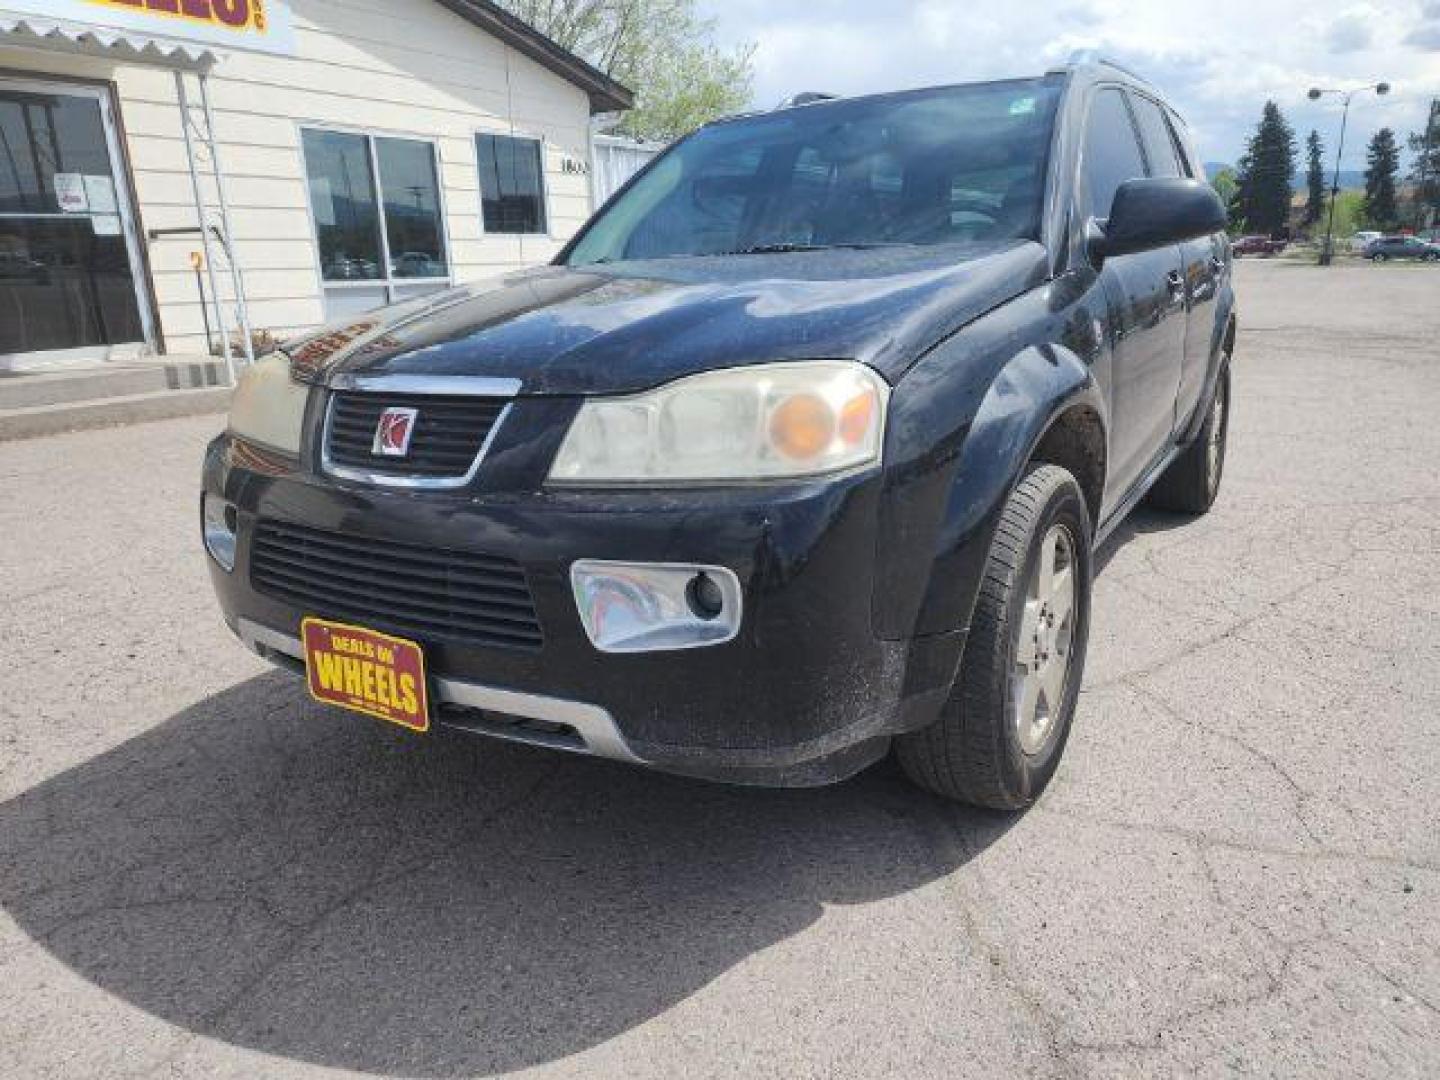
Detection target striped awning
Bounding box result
[0,12,220,69]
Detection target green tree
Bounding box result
[1227,152,1251,231]
[1328,189,1368,238]
[1303,129,1326,228]
[1233,101,1297,235]
[1211,166,1240,218]
[494,0,754,141]
[1407,98,1440,230]
[1362,127,1401,230]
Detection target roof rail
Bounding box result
[774,92,840,110]
[1048,50,1153,86]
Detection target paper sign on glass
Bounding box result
[54,174,88,213]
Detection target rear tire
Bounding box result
[1147,364,1230,515]
[896,464,1092,809]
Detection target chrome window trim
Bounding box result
[235,619,643,764]
[320,375,519,489]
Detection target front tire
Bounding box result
[896,464,1093,809]
[1372,253,1388,263]
[1147,363,1230,515]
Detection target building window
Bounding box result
[301,128,449,316]
[476,133,547,235]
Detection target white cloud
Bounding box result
[700,0,1440,164]
[1326,9,1376,52]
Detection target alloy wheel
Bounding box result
[1206,377,1227,496]
[1013,524,1078,756]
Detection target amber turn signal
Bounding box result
[839,389,877,446]
[769,393,835,460]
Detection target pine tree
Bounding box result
[1303,129,1326,228]
[1228,151,1252,231]
[1234,102,1297,235]
[1362,127,1401,230]
[1407,99,1440,231]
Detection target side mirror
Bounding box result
[1089,178,1227,261]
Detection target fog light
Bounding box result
[202,494,238,572]
[686,572,725,621]
[571,560,742,653]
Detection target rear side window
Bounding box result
[1129,94,1184,178]
[1081,88,1147,220]
[1165,112,1199,178]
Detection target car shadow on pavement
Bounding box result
[0,671,1016,1076]
[1093,506,1192,575]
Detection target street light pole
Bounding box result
[1320,94,1352,266]
[1309,82,1390,266]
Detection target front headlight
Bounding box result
[228,353,309,456]
[548,361,888,484]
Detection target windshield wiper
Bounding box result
[718,243,828,255]
[716,242,912,256]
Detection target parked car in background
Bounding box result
[1364,236,1440,262]
[1351,230,1383,253]
[324,255,381,280]
[0,250,50,284]
[391,252,446,278]
[1231,234,1286,256]
[205,60,1234,809]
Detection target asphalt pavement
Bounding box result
[1,260,1437,1079]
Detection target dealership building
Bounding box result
[0,0,632,376]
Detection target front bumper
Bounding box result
[204,434,964,787]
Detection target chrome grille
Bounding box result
[324,391,508,483]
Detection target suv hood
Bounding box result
[287,241,1048,395]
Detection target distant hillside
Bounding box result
[1204,161,1365,190]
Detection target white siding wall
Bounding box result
[0,0,596,355]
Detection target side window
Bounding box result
[1129,95,1184,178]
[1082,88,1147,221]
[1164,112,1199,178]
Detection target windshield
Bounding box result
[566,78,1061,266]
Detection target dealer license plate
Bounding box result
[302,617,430,733]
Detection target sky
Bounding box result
[699,0,1440,169]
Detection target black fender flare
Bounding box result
[875,341,1106,642]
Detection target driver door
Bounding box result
[1082,87,1186,509]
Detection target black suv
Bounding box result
[203,60,1233,808]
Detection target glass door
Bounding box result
[0,78,153,369]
